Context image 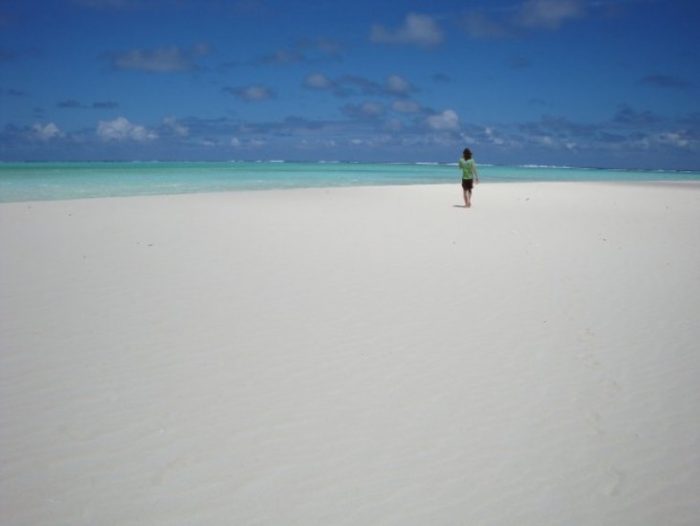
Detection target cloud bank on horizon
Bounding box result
[0,0,699,169]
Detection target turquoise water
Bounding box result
[1,161,699,203]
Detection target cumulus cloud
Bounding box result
[162,116,189,137]
[628,130,698,152]
[519,114,597,138]
[105,44,209,73]
[8,104,697,165]
[342,101,385,119]
[304,73,333,89]
[57,99,120,109]
[483,127,506,145]
[370,13,444,48]
[57,99,83,108]
[230,136,266,148]
[334,76,382,97]
[303,73,416,98]
[302,75,382,97]
[515,0,584,29]
[109,47,190,72]
[655,132,691,148]
[392,99,421,113]
[298,37,342,58]
[385,74,414,96]
[613,105,660,127]
[97,116,157,141]
[32,122,63,141]
[259,49,302,65]
[224,85,275,101]
[426,109,459,131]
[507,109,700,157]
[255,38,342,65]
[462,0,584,38]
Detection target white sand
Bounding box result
[1,182,699,525]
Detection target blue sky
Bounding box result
[1,0,699,168]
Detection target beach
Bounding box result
[1,182,699,524]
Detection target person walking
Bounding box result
[459,148,479,208]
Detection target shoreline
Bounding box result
[2,179,700,206]
[2,159,699,173]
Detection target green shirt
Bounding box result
[459,158,476,180]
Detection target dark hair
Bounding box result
[462,148,472,160]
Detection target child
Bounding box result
[459,148,479,207]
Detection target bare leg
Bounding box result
[464,189,471,208]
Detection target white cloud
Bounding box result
[342,101,385,119]
[110,46,197,73]
[484,127,505,145]
[392,99,421,113]
[426,109,459,131]
[97,116,158,141]
[230,136,265,148]
[242,86,271,101]
[656,132,692,148]
[385,74,412,95]
[360,102,384,116]
[370,13,443,48]
[227,85,275,101]
[516,0,584,29]
[302,73,417,98]
[304,73,333,89]
[163,116,189,137]
[296,138,338,150]
[32,122,63,141]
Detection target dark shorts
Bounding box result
[461,178,474,191]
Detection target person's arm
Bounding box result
[474,162,479,183]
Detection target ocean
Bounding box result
[1,161,699,203]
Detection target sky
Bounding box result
[1,0,699,169]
